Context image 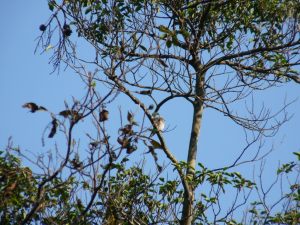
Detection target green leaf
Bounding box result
[172,35,179,46]
[101,163,122,170]
[84,0,92,7]
[152,112,159,117]
[293,152,300,157]
[48,2,55,11]
[150,140,164,150]
[166,40,172,48]
[159,25,170,33]
[142,140,148,147]
[159,177,165,182]
[139,45,147,52]
[234,172,242,179]
[85,6,92,14]
[226,40,233,51]
[198,162,204,168]
[180,12,186,18]
[139,90,151,95]
[91,81,96,87]
[133,35,138,46]
[160,34,168,39]
[180,30,190,38]
[289,70,298,74]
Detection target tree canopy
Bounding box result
[1,0,300,224]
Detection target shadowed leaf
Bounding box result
[139,90,151,95]
[99,110,109,122]
[59,110,77,118]
[127,111,132,123]
[146,146,158,162]
[126,145,137,154]
[148,104,154,110]
[139,45,147,52]
[158,59,168,67]
[48,119,58,138]
[90,141,100,147]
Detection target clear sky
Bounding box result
[1,0,300,221]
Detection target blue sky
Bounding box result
[1,0,300,221]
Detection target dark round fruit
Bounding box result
[39,24,47,31]
[63,24,72,36]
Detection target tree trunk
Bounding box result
[180,58,205,225]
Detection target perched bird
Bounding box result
[149,116,165,137]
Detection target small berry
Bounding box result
[39,24,47,31]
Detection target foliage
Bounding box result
[3,0,300,224]
[2,145,300,224]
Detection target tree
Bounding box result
[1,0,300,224]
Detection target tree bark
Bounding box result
[180,58,205,225]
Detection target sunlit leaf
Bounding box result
[150,140,164,150]
[159,25,170,33]
[160,34,168,39]
[46,46,54,51]
[132,121,139,126]
[121,157,129,163]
